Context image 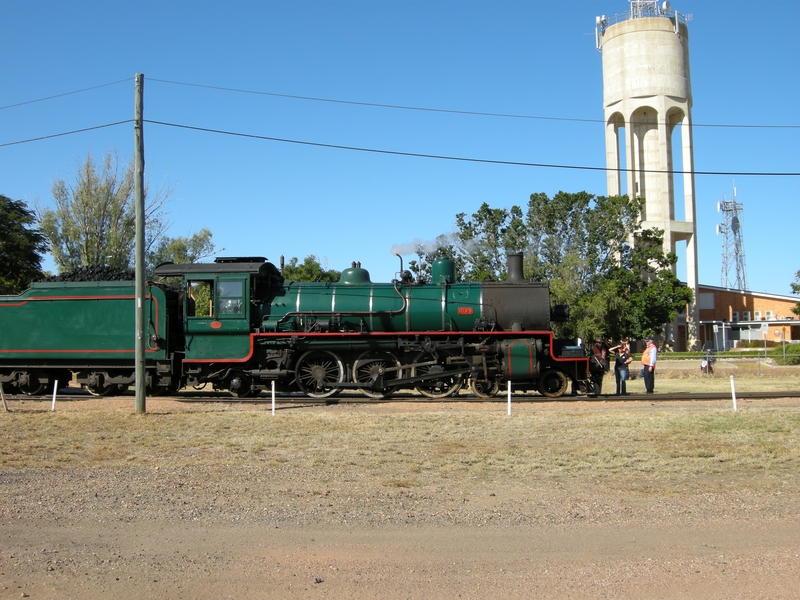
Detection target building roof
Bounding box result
[697,283,798,303]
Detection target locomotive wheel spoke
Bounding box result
[411,351,464,399]
[296,351,345,398]
[353,351,402,398]
[469,378,500,398]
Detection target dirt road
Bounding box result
[2,394,800,599]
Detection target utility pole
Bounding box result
[134,73,146,414]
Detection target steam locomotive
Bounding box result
[0,253,593,399]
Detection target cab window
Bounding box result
[217,280,244,315]
[187,280,214,317]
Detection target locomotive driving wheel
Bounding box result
[352,351,402,398]
[538,369,569,398]
[468,378,500,398]
[229,371,256,398]
[411,350,464,399]
[295,351,345,398]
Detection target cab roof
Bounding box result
[153,258,280,277]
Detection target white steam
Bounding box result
[389,238,445,256]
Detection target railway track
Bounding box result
[5,388,800,405]
[177,390,800,404]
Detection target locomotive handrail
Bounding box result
[266,280,408,329]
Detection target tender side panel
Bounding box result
[0,282,168,361]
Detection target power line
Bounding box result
[0,79,129,111]
[3,77,798,130]
[148,78,600,125]
[149,77,800,130]
[2,116,797,177]
[0,121,132,147]
[145,119,800,177]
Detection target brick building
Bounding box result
[691,285,800,350]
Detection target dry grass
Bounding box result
[605,360,800,394]
[2,393,799,496]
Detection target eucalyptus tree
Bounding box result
[39,150,173,272]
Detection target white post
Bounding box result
[51,380,58,412]
[271,380,276,416]
[730,375,737,412]
[1,385,8,412]
[507,381,512,416]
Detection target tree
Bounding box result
[282,256,341,282]
[0,195,49,294]
[792,270,800,317]
[436,191,692,342]
[39,150,172,272]
[582,228,694,341]
[146,228,217,277]
[523,192,642,292]
[452,203,527,281]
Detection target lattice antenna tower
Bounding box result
[716,186,748,290]
[628,1,691,21]
[630,1,665,18]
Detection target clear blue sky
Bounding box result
[2,0,798,295]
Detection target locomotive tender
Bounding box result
[0,253,593,399]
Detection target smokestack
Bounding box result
[506,253,524,283]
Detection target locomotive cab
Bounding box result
[154,257,283,358]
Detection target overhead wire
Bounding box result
[147,78,601,125]
[145,119,800,177]
[1,116,798,176]
[0,121,132,148]
[148,77,800,130]
[0,79,129,111]
[1,79,798,175]
[3,76,798,129]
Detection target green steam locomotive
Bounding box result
[0,254,592,399]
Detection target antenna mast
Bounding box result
[717,187,748,290]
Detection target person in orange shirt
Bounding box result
[641,337,657,394]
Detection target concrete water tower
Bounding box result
[596,0,699,350]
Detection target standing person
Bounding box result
[701,349,715,374]
[641,336,657,394]
[609,340,632,395]
[590,338,609,394]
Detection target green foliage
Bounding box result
[189,281,213,317]
[791,270,800,317]
[39,150,172,272]
[453,203,527,280]
[427,191,692,342]
[524,192,642,291]
[737,340,778,349]
[147,228,217,277]
[602,228,694,341]
[768,342,800,365]
[282,255,341,282]
[0,195,49,294]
